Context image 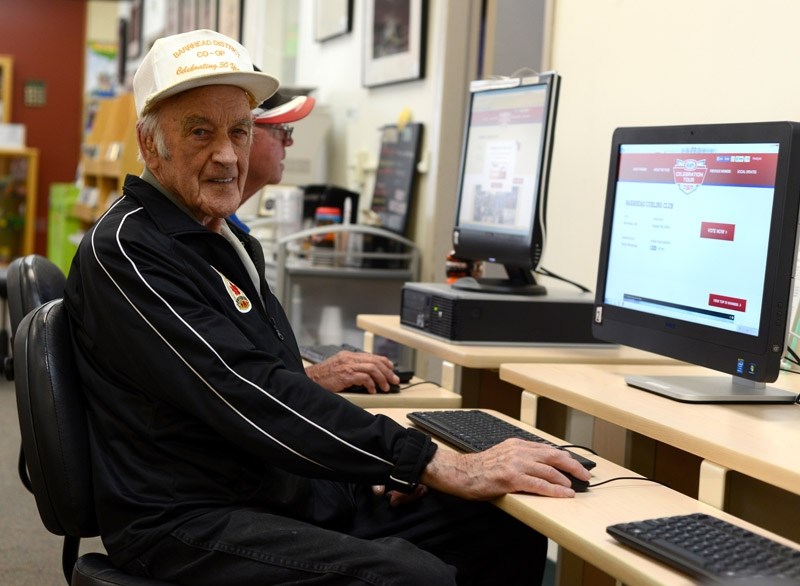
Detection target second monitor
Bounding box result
[450,72,560,296]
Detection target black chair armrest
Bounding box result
[73,553,175,586]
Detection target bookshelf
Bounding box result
[0,147,39,264]
[0,55,11,123]
[75,92,142,224]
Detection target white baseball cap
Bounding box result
[133,29,279,117]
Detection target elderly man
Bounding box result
[64,29,589,585]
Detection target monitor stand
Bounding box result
[451,265,547,296]
[625,374,799,404]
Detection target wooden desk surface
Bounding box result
[373,407,800,586]
[500,363,800,497]
[301,358,462,409]
[357,314,679,369]
[342,380,461,409]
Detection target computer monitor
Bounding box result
[450,72,560,295]
[592,121,800,403]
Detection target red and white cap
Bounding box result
[252,93,316,125]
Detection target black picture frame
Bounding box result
[127,0,143,60]
[117,18,129,86]
[363,0,427,88]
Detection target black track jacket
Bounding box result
[64,175,436,566]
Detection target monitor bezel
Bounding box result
[592,121,800,384]
[450,72,560,279]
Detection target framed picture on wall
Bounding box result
[180,0,198,32]
[362,0,427,88]
[314,0,353,42]
[117,18,129,86]
[196,0,218,31]
[164,0,181,36]
[217,0,243,41]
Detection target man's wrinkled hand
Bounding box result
[305,351,399,393]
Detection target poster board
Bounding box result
[370,122,423,235]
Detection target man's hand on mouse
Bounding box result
[305,351,399,394]
[421,438,592,499]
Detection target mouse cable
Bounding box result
[400,380,441,390]
[587,476,666,489]
[558,443,598,456]
[535,267,592,293]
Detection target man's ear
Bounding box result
[144,135,157,156]
[137,127,150,155]
[137,129,159,168]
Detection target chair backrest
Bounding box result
[14,299,98,539]
[1,265,10,379]
[15,299,176,585]
[7,254,67,334]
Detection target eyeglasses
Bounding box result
[264,124,294,143]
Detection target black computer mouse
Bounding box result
[564,472,590,492]
[341,383,401,394]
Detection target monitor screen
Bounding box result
[450,72,560,295]
[593,121,800,403]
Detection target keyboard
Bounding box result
[407,409,596,470]
[300,343,414,383]
[607,513,800,582]
[300,343,362,364]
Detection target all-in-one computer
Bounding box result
[593,121,800,403]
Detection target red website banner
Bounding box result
[709,293,747,312]
[618,152,778,188]
[472,106,546,126]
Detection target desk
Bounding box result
[499,363,800,541]
[357,314,679,418]
[302,358,462,409]
[341,380,461,409]
[374,407,800,586]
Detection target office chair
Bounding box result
[6,254,67,335]
[0,265,10,380]
[14,299,174,585]
[6,254,67,494]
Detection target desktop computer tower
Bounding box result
[400,282,605,344]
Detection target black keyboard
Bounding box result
[607,513,800,582]
[300,343,363,364]
[300,343,414,383]
[407,409,596,470]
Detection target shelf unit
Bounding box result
[74,92,142,224]
[0,147,39,265]
[0,56,38,265]
[0,55,11,123]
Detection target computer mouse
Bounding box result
[564,472,590,492]
[341,383,401,394]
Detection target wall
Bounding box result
[545,0,800,290]
[289,0,483,282]
[0,0,87,255]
